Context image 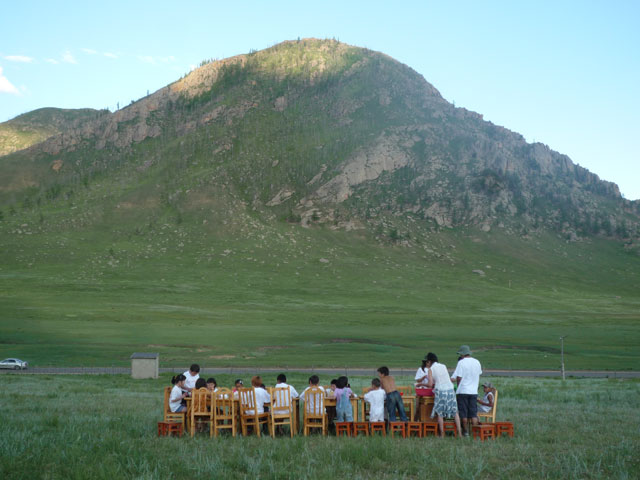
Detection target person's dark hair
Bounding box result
[371,378,381,388]
[195,378,207,389]
[421,359,428,369]
[309,375,319,385]
[206,378,217,387]
[234,379,243,386]
[377,366,389,376]
[277,374,287,383]
[171,374,186,385]
[426,352,438,364]
[336,376,349,389]
[190,363,200,373]
[330,378,338,386]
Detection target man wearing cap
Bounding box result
[451,345,482,436]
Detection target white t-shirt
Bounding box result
[169,385,184,412]
[430,362,454,391]
[478,391,494,413]
[415,367,429,385]
[183,370,200,390]
[300,386,325,415]
[364,388,386,422]
[244,387,271,415]
[273,383,299,414]
[452,357,482,395]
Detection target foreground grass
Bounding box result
[0,374,638,479]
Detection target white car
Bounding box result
[0,358,28,370]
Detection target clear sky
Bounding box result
[1,0,639,199]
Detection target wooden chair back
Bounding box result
[397,385,412,396]
[477,388,498,423]
[238,387,270,437]
[190,387,213,437]
[164,386,185,424]
[213,390,236,437]
[360,386,372,421]
[303,387,326,436]
[270,387,294,437]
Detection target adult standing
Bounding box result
[425,352,462,437]
[182,363,201,392]
[451,345,482,436]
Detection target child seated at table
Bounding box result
[334,376,355,422]
[300,375,325,415]
[364,378,386,422]
[169,374,188,413]
[243,376,270,415]
[206,378,218,393]
[232,379,244,399]
[477,382,495,414]
[194,378,207,390]
[273,374,299,414]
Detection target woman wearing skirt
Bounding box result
[426,352,462,437]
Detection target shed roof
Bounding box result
[130,352,159,359]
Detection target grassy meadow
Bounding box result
[0,373,638,479]
[1,211,639,370]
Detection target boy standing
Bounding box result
[452,345,482,436]
[182,363,200,392]
[364,378,386,422]
[377,366,408,422]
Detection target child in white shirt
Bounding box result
[300,375,326,415]
[477,382,495,414]
[364,378,386,422]
[169,374,188,413]
[273,373,299,415]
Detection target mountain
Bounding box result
[1,39,638,243]
[0,107,108,157]
[1,39,639,369]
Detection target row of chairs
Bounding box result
[163,386,329,437]
[163,386,499,437]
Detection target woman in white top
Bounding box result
[425,352,462,437]
[415,358,430,387]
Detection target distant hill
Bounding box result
[0,107,108,156]
[0,39,637,244]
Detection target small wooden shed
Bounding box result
[130,352,159,379]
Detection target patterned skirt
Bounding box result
[431,388,458,419]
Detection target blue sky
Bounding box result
[1,0,639,199]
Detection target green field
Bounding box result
[0,373,638,479]
[1,212,639,370]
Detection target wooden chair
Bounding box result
[238,388,271,437]
[442,420,458,437]
[213,390,236,437]
[163,386,186,425]
[423,422,438,437]
[406,422,422,438]
[353,422,369,436]
[370,422,386,436]
[303,387,327,436]
[478,389,498,423]
[190,387,213,437]
[335,422,352,437]
[360,387,372,422]
[389,421,406,438]
[472,424,496,441]
[493,421,514,437]
[270,387,295,438]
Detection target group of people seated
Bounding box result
[169,344,496,438]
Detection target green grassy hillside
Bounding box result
[0,107,107,156]
[0,40,638,370]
